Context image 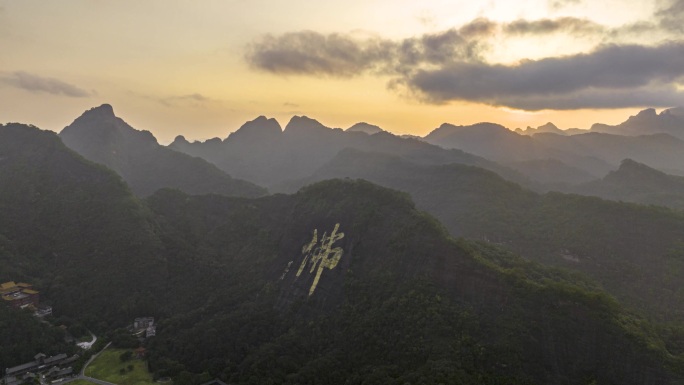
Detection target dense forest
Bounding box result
[3,122,684,384]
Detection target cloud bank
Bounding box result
[408,42,684,109]
[246,4,684,111]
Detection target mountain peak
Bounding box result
[284,115,329,133]
[67,104,119,129]
[228,115,282,141]
[607,158,667,182]
[346,122,384,135]
[82,103,115,119]
[635,108,657,118]
[172,135,189,146]
[538,122,558,130]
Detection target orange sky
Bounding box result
[0,0,679,143]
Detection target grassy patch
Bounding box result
[84,348,157,385]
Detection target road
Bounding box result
[77,331,98,350]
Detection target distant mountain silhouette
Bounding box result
[533,131,684,176]
[60,104,266,197]
[591,107,684,139]
[425,122,556,162]
[515,122,566,135]
[424,119,684,182]
[423,122,612,181]
[346,122,384,134]
[169,115,529,188]
[571,159,684,209]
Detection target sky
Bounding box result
[1,0,683,143]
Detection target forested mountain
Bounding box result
[168,115,529,188]
[0,305,76,369]
[570,159,684,210]
[59,104,266,197]
[145,181,683,385]
[2,122,684,384]
[279,148,684,322]
[0,123,167,323]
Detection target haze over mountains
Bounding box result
[5,104,684,384]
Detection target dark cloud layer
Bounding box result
[0,71,92,97]
[246,28,484,77]
[408,42,684,109]
[246,31,393,76]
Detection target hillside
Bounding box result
[279,149,684,322]
[0,123,167,323]
[59,104,266,197]
[144,180,684,384]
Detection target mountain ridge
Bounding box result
[60,104,266,197]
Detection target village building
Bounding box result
[3,353,78,385]
[0,282,40,309]
[132,316,156,338]
[133,317,154,329]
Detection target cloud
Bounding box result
[0,71,92,97]
[158,93,212,107]
[458,18,498,38]
[503,17,605,36]
[246,17,618,80]
[246,28,486,78]
[548,0,582,9]
[246,31,394,77]
[406,42,684,109]
[245,11,684,111]
[657,0,684,32]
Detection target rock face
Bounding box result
[60,104,266,197]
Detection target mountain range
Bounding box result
[4,105,684,384]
